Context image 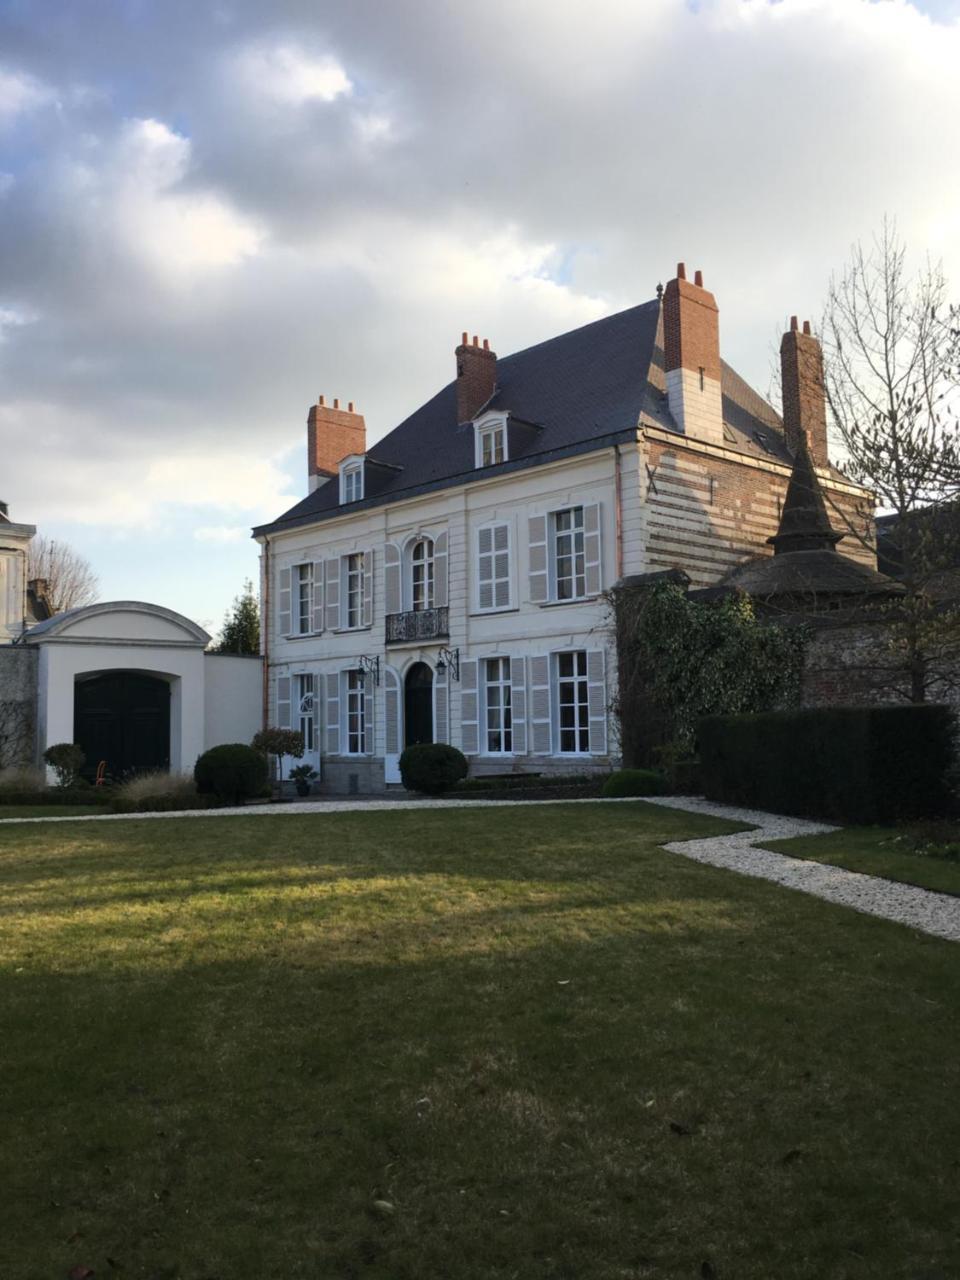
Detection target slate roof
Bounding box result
[254,297,824,537]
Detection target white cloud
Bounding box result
[193,525,250,544]
[233,42,352,107]
[0,67,52,126]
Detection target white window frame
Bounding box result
[343,669,367,755]
[339,456,364,504]
[342,552,364,630]
[473,414,508,469]
[555,650,590,755]
[295,563,313,635]
[483,656,513,755]
[476,522,512,612]
[410,537,435,612]
[551,507,586,602]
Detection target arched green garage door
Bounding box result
[73,672,171,780]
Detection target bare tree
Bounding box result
[821,220,960,702]
[27,536,99,614]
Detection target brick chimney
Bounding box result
[456,333,497,424]
[662,263,724,446]
[307,396,366,493]
[780,317,829,467]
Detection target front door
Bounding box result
[404,662,434,748]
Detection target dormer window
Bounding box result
[474,416,508,469]
[339,457,364,504]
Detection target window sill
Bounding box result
[333,625,373,635]
[537,596,600,609]
[284,631,323,641]
[470,606,519,618]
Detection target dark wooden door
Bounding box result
[74,672,171,780]
[404,662,434,747]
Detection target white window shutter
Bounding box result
[494,524,511,608]
[311,562,324,633]
[363,550,374,627]
[510,656,527,755]
[587,649,607,755]
[324,559,340,631]
[278,567,292,636]
[276,675,291,729]
[583,503,602,596]
[477,526,494,610]
[528,655,552,754]
[434,665,449,744]
[363,678,375,754]
[325,671,340,755]
[460,659,479,755]
[384,667,401,755]
[528,515,548,604]
[434,530,449,608]
[384,542,401,616]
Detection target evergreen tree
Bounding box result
[211,580,260,655]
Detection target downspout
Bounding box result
[613,444,624,581]
[260,535,270,731]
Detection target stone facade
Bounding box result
[0,645,39,769]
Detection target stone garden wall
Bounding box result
[0,645,38,769]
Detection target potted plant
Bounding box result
[289,763,318,798]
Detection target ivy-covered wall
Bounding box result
[611,581,807,766]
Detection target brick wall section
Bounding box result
[456,335,497,424]
[643,436,876,587]
[308,399,366,480]
[780,320,829,467]
[0,645,38,768]
[663,266,721,381]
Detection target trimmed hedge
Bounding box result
[455,773,594,793]
[110,792,222,814]
[699,705,957,824]
[602,769,667,798]
[194,743,268,805]
[399,744,468,795]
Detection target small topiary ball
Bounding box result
[399,743,468,795]
[601,768,667,798]
[194,743,268,805]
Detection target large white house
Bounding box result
[254,264,875,793]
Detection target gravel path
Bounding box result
[646,795,960,944]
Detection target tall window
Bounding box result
[477,524,510,610]
[411,538,435,611]
[478,424,505,467]
[554,507,585,600]
[345,553,364,629]
[297,673,315,753]
[557,651,589,753]
[296,563,313,634]
[342,465,363,504]
[484,657,512,753]
[346,670,366,754]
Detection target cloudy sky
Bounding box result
[1,0,959,634]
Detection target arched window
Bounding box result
[410,538,435,612]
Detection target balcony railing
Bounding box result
[385,606,449,644]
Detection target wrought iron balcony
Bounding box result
[385,606,449,644]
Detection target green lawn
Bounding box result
[0,804,106,820]
[766,825,960,897]
[2,803,959,1280]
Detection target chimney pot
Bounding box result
[472,335,479,346]
[803,320,811,335]
[483,338,489,351]
[319,394,325,406]
[694,269,703,287]
[790,315,799,331]
[677,262,686,280]
[348,401,354,412]
[333,398,340,409]
[461,331,468,345]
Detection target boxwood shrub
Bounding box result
[194,743,268,805]
[601,768,667,798]
[699,704,957,823]
[399,744,468,795]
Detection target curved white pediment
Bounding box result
[26,601,210,648]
